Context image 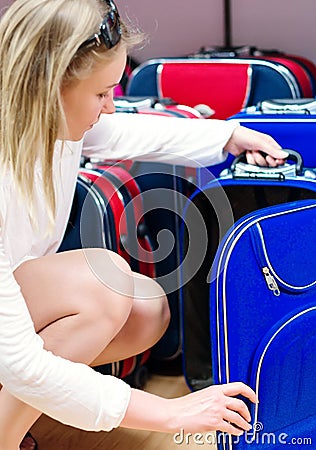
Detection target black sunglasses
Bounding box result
[79,0,121,50]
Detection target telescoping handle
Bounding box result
[231,149,303,180]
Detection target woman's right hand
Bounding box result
[121,381,257,437]
[167,381,257,436]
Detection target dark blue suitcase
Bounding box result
[180,150,316,392]
[58,175,110,251]
[58,172,152,389]
[129,162,195,368]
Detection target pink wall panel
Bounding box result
[0,0,315,64]
[116,0,224,62]
[0,0,11,14]
[232,0,316,64]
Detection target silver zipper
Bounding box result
[262,267,281,296]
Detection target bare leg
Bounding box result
[0,249,169,450]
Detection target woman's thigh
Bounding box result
[13,248,134,334]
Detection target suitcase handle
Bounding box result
[231,149,303,178]
[258,98,316,115]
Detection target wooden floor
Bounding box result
[30,373,217,449]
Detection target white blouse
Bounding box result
[0,113,238,431]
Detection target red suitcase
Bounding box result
[126,56,315,119]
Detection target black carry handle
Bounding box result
[231,149,303,176]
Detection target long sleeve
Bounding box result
[82,112,239,167]
[0,233,131,431]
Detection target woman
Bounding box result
[0,0,288,449]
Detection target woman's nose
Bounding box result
[101,93,116,114]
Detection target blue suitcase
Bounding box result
[197,98,316,186]
[228,98,316,168]
[180,152,316,447]
[198,98,316,187]
[210,199,316,449]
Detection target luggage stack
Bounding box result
[179,150,316,448]
[126,52,316,120]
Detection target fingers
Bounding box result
[246,130,289,165]
[222,409,252,435]
[246,150,268,166]
[206,382,257,435]
[217,383,257,436]
[246,150,287,167]
[218,398,253,436]
[266,155,287,166]
[207,390,254,436]
[221,420,249,436]
[255,133,288,160]
[225,396,252,423]
[219,381,258,405]
[238,126,287,160]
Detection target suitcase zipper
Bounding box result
[250,222,316,294]
[262,267,280,296]
[250,224,281,296]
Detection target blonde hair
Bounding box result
[0,0,142,226]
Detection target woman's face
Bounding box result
[61,46,126,141]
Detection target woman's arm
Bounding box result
[121,382,257,436]
[82,113,288,167]
[82,113,238,167]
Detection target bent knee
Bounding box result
[79,249,135,327]
[83,248,134,298]
[152,283,170,331]
[133,274,170,327]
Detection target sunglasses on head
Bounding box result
[79,0,121,50]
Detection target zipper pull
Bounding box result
[262,267,280,296]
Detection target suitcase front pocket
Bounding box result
[248,305,316,442]
[249,208,316,294]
